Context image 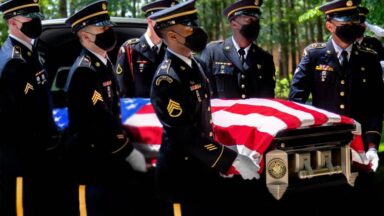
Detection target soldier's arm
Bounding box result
[151,75,237,173]
[68,67,133,157]
[288,49,313,103]
[115,44,135,98]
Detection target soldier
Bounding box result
[201,0,275,99]
[115,0,178,98]
[149,0,260,215]
[0,0,61,215]
[355,6,384,61]
[64,1,146,215]
[289,0,383,171]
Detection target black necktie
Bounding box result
[152,45,158,54]
[341,50,348,71]
[238,48,245,64]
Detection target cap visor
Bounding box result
[93,20,115,27]
[23,12,44,19]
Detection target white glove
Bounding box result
[125,148,147,172]
[366,148,379,172]
[233,154,260,180]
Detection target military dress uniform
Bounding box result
[0,1,61,215]
[64,1,139,215]
[289,40,384,149]
[201,39,275,99]
[115,0,177,98]
[115,36,166,97]
[149,1,238,215]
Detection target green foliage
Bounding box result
[298,7,321,23]
[274,76,291,99]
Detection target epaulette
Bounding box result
[11,45,23,60]
[208,39,223,46]
[306,42,326,50]
[357,45,377,55]
[79,55,92,67]
[157,59,171,75]
[124,38,140,46]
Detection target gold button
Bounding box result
[259,75,262,79]
[185,157,189,160]
[205,94,208,98]
[241,75,245,79]
[340,91,345,96]
[241,84,245,89]
[340,80,345,85]
[241,94,246,99]
[209,132,213,137]
[208,106,211,111]
[361,67,365,71]
[340,104,345,109]
[363,79,366,83]
[27,52,31,56]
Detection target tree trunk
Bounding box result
[59,0,67,18]
[277,0,289,78]
[316,16,324,42]
[288,0,297,75]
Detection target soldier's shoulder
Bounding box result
[154,59,179,86]
[305,42,327,51]
[78,55,93,68]
[123,38,140,46]
[356,44,378,55]
[207,39,224,47]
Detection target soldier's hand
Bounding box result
[126,148,147,172]
[233,154,260,180]
[366,148,379,172]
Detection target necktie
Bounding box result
[341,50,348,71]
[238,48,245,64]
[152,45,158,54]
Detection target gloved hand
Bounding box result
[233,154,260,180]
[366,148,379,172]
[125,149,147,172]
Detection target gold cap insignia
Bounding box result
[116,64,123,75]
[102,3,107,10]
[24,82,34,95]
[92,90,104,105]
[267,158,287,179]
[346,0,353,7]
[255,0,259,5]
[34,0,38,3]
[167,99,183,117]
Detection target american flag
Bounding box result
[54,98,370,173]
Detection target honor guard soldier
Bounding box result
[0,0,63,215]
[115,0,178,97]
[289,0,383,171]
[150,0,260,215]
[64,1,146,215]
[355,6,384,61]
[201,0,275,99]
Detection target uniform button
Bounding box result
[340,91,345,96]
[241,75,245,79]
[209,132,214,137]
[363,79,366,83]
[340,80,345,85]
[185,157,189,160]
[205,94,208,98]
[259,75,262,79]
[210,119,213,124]
[27,51,32,56]
[241,94,246,99]
[241,84,245,89]
[340,104,345,109]
[361,67,365,71]
[208,106,211,111]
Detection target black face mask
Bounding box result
[355,24,366,38]
[174,27,208,52]
[20,18,42,39]
[239,21,260,41]
[93,28,116,52]
[335,24,358,44]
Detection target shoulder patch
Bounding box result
[125,38,140,46]
[155,75,173,86]
[11,45,23,59]
[79,55,92,67]
[157,59,172,75]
